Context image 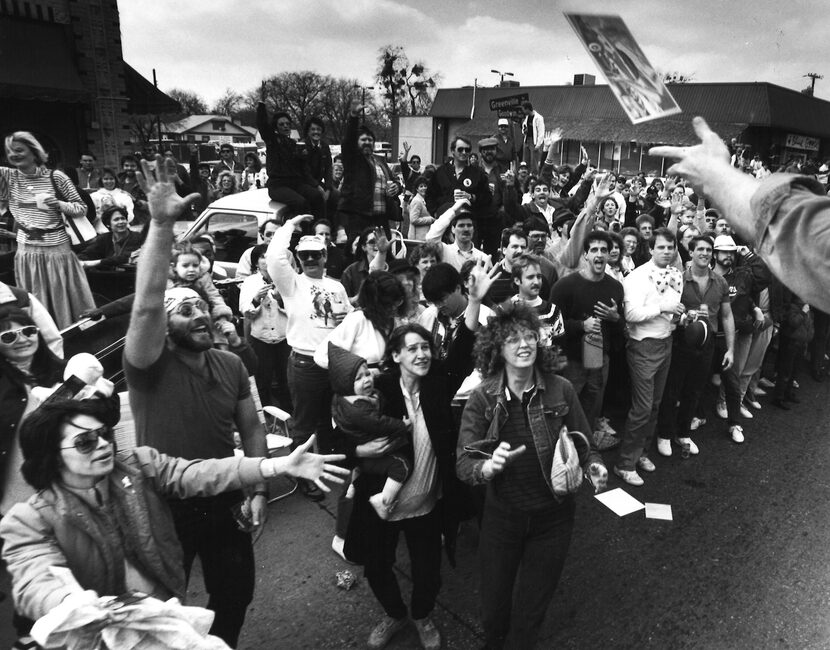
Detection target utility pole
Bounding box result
[354,84,374,120]
[153,68,162,150]
[804,72,823,96]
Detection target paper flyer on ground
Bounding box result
[564,13,682,124]
[594,488,645,517]
[645,503,673,521]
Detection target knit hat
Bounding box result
[328,343,368,395]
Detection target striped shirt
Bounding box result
[0,167,85,246]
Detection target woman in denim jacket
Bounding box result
[457,303,607,649]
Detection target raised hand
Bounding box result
[138,155,199,226]
[467,260,495,303]
[650,117,732,196]
[373,227,391,255]
[280,434,350,492]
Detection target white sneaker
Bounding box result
[739,405,754,419]
[657,438,672,457]
[614,465,644,486]
[758,377,775,389]
[636,456,656,472]
[716,400,728,419]
[730,425,745,443]
[367,616,408,650]
[753,387,767,397]
[332,535,350,563]
[690,417,705,431]
[412,617,442,650]
[675,437,699,455]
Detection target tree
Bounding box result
[212,88,243,116]
[376,45,439,116]
[166,88,208,115]
[662,71,695,84]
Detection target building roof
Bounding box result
[164,115,257,138]
[432,82,830,144]
[124,64,181,115]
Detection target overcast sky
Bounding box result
[120,0,830,107]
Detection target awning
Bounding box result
[0,20,88,102]
[124,64,181,115]
[454,116,747,146]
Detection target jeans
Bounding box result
[618,337,672,471]
[739,327,774,397]
[561,354,608,428]
[268,182,325,220]
[774,336,805,399]
[716,336,744,426]
[286,352,334,451]
[168,493,254,648]
[657,339,715,440]
[363,504,442,621]
[250,337,292,411]
[478,490,576,650]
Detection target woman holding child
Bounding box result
[341,264,491,650]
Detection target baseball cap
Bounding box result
[498,118,509,126]
[518,161,528,168]
[164,287,202,314]
[296,235,326,252]
[713,235,738,251]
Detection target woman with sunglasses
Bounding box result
[0,395,348,632]
[457,303,607,650]
[0,307,64,517]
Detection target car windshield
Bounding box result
[179,212,260,262]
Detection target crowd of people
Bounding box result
[0,107,829,649]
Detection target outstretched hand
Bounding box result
[373,227,391,255]
[650,117,732,196]
[466,260,495,303]
[138,156,199,226]
[282,435,350,493]
[482,441,526,480]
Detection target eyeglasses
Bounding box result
[61,425,114,454]
[455,147,471,153]
[0,326,39,344]
[504,331,540,348]
[173,299,209,317]
[297,251,323,261]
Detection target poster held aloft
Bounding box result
[565,13,682,124]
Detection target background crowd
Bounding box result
[0,105,829,649]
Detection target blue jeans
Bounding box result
[286,352,334,452]
[618,337,672,470]
[478,490,575,649]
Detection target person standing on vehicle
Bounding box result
[123,156,268,647]
[335,102,402,248]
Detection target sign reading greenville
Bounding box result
[489,93,529,112]
[785,133,820,151]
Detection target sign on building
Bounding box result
[489,93,529,119]
[785,133,820,151]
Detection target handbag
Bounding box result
[50,170,97,246]
[550,427,590,497]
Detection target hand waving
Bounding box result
[138,156,199,226]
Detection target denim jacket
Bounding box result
[456,369,602,499]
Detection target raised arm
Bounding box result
[124,157,199,369]
[425,198,468,243]
[266,214,312,297]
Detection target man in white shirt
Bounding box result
[425,199,492,272]
[615,228,685,486]
[266,216,352,461]
[520,101,545,171]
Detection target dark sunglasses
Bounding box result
[61,425,114,454]
[455,147,471,153]
[0,326,39,344]
[297,251,323,261]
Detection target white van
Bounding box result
[177,189,287,277]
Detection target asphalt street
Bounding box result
[2,370,829,649]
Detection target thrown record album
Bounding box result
[565,13,682,124]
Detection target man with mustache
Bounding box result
[123,157,268,647]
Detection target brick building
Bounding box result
[0,0,177,170]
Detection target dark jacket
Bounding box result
[307,140,333,190]
[344,322,476,566]
[77,231,142,267]
[425,161,492,218]
[771,280,813,342]
[256,103,315,187]
[336,115,401,220]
